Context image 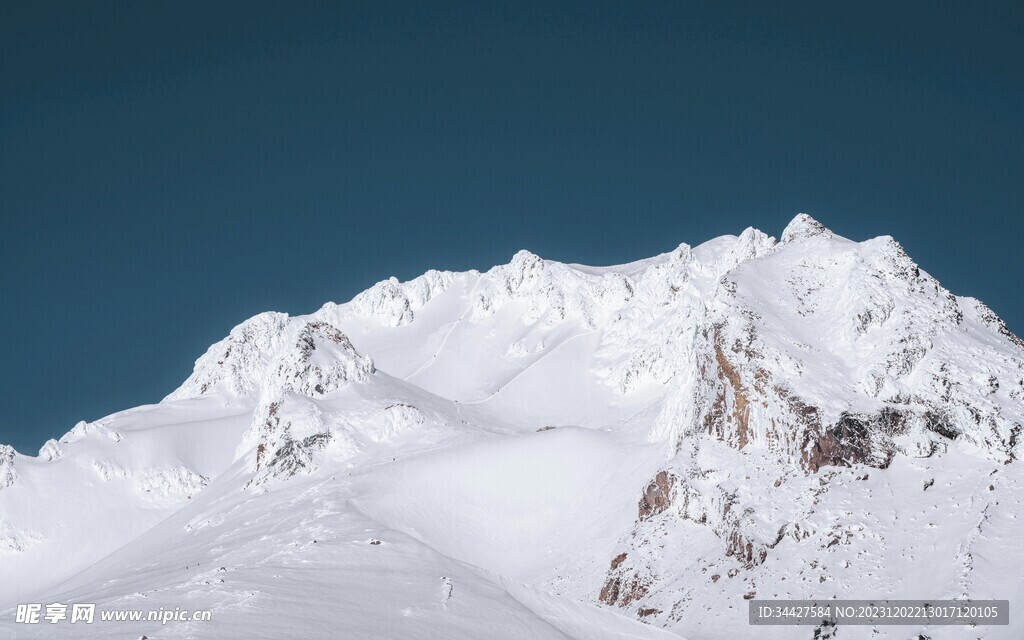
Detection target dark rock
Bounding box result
[924,411,959,440]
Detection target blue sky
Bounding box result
[2,0,1022,454]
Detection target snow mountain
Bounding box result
[2,214,1022,639]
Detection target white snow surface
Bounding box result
[2,214,1022,639]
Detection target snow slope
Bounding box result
[1,214,1022,639]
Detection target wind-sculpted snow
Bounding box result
[137,467,209,502]
[0,523,41,554]
[373,403,426,443]
[348,269,458,327]
[0,445,17,490]
[2,214,1023,639]
[469,249,637,328]
[165,312,291,400]
[92,459,131,482]
[60,419,123,443]
[37,439,63,461]
[592,228,775,395]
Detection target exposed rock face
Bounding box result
[598,566,652,609]
[249,393,354,488]
[257,426,332,480]
[801,413,882,472]
[780,212,833,243]
[638,471,675,520]
[970,298,1024,349]
[243,320,374,487]
[593,219,1024,623]
[264,321,374,398]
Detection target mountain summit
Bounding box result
[2,216,1022,639]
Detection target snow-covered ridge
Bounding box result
[166,317,373,402]
[2,213,1022,640]
[347,269,459,327]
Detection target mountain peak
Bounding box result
[780,213,833,243]
[8,218,1023,639]
[510,249,545,268]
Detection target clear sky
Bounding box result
[2,1,1022,454]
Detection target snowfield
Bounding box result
[1,214,1022,639]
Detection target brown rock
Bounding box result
[713,343,752,448]
[599,576,621,605]
[639,471,675,520]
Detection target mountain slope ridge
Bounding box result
[2,213,1021,639]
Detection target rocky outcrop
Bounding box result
[168,314,375,403]
[265,321,374,398]
[801,411,895,473]
[257,428,332,480]
[248,394,351,489]
[598,568,653,608]
[242,320,374,487]
[780,213,833,244]
[638,471,675,520]
[724,529,768,567]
